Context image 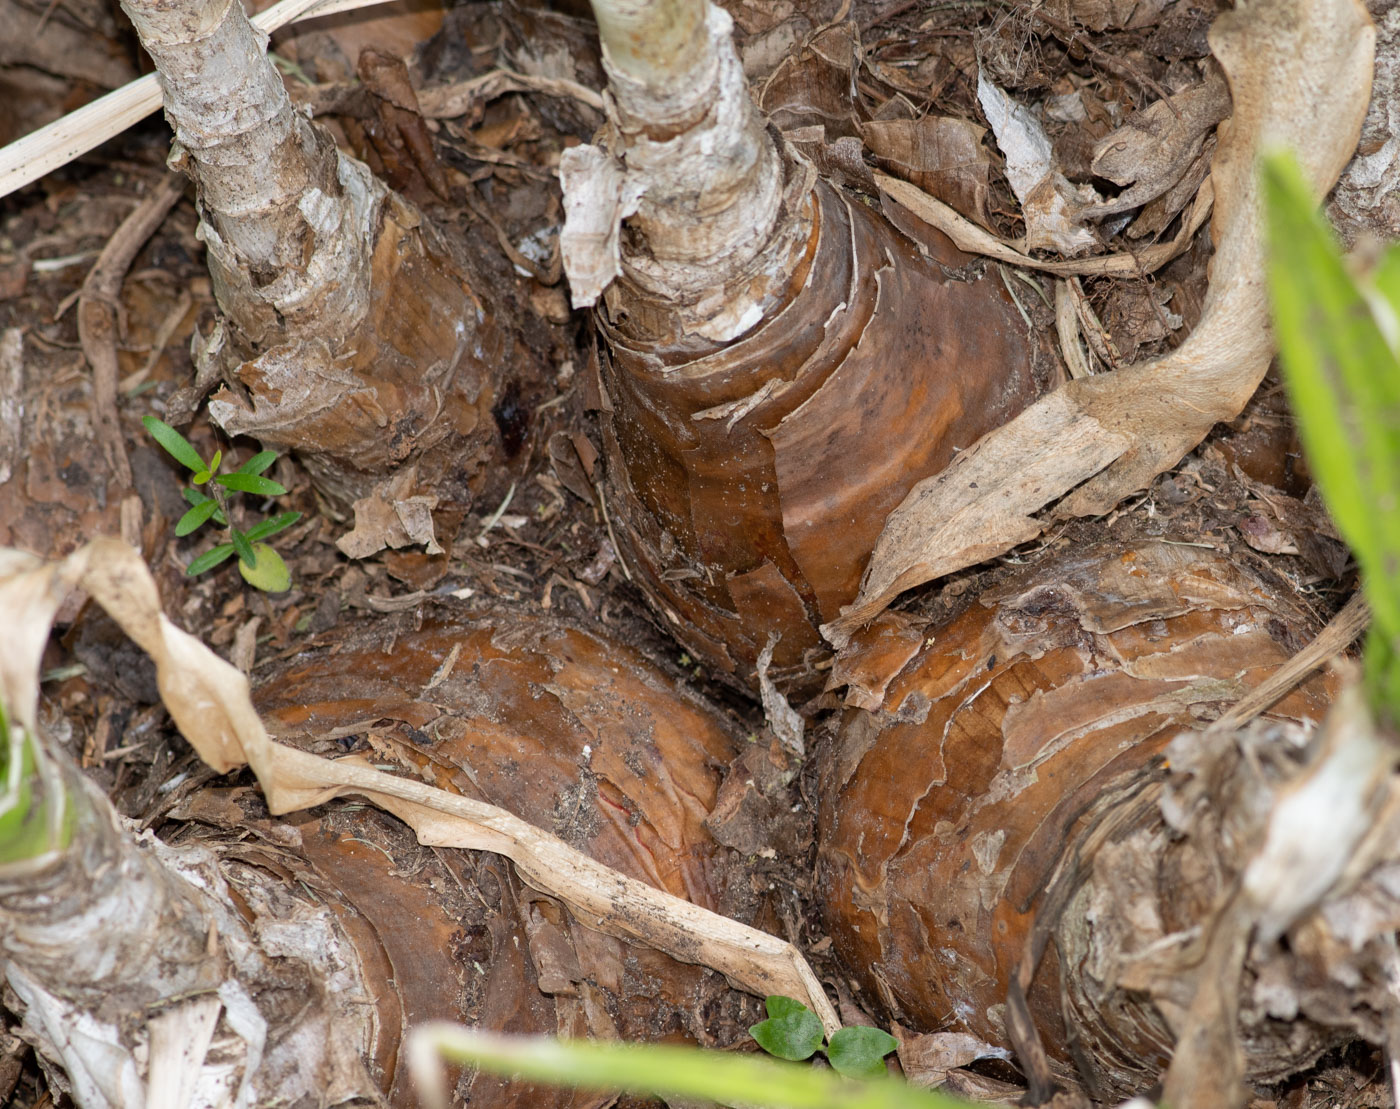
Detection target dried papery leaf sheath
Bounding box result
[122,0,523,536]
[0,732,378,1107]
[826,0,1375,642]
[817,542,1383,1100]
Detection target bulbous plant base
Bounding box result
[597,177,1050,695]
[814,540,1393,1100]
[251,603,761,1105]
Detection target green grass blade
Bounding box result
[215,472,287,497]
[174,498,219,537]
[186,543,236,576]
[142,415,206,474]
[410,1026,960,1109]
[1371,241,1400,329]
[1263,153,1400,663]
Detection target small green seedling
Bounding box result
[142,415,301,592]
[751,995,899,1080]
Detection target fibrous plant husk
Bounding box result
[254,607,745,913]
[597,178,1048,694]
[566,0,1050,694]
[824,0,1375,643]
[119,0,539,555]
[247,607,773,1102]
[815,540,1395,1102]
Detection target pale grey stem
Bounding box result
[118,0,385,344]
[565,0,794,331]
[589,0,710,111]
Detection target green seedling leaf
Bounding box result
[236,450,278,476]
[142,415,206,474]
[174,498,220,537]
[238,543,290,592]
[186,543,236,576]
[230,528,256,567]
[764,996,814,1021]
[215,472,287,497]
[1263,150,1400,717]
[410,1025,961,1109]
[246,511,302,542]
[181,488,227,526]
[751,996,824,1061]
[827,1027,899,1080]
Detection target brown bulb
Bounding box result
[252,604,753,1105]
[817,540,1345,1099]
[597,178,1050,694]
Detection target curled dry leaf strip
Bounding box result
[826,0,1376,647]
[0,538,841,1037]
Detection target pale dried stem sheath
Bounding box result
[562,0,796,337]
[119,0,384,344]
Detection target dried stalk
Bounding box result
[0,0,398,200]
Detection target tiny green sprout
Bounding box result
[142,416,301,592]
[751,996,899,1080]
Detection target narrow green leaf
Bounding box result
[174,498,219,537]
[207,448,222,475]
[411,1026,959,1109]
[186,543,236,576]
[230,528,256,567]
[751,997,824,1062]
[192,469,211,485]
[1263,152,1400,685]
[142,415,206,473]
[181,487,226,526]
[827,1027,899,1080]
[215,472,287,496]
[236,450,278,476]
[245,511,302,542]
[238,543,291,592]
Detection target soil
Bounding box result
[0,0,1385,1104]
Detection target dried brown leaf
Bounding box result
[826,0,1375,646]
[862,116,992,226]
